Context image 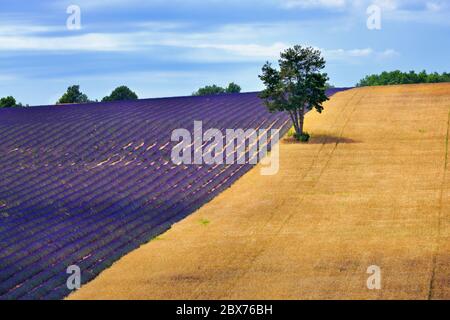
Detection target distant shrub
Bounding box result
[102,86,138,102]
[57,85,90,104]
[357,70,450,87]
[225,82,241,93]
[287,127,296,138]
[294,132,310,142]
[192,82,241,96]
[0,96,21,108]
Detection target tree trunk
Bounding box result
[293,107,304,136]
[289,111,299,135]
[299,107,304,135]
[290,107,305,137]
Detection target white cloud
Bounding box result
[0,21,399,64]
[347,48,374,57]
[372,0,398,11]
[324,47,400,61]
[0,33,132,51]
[58,0,146,9]
[0,74,17,82]
[0,24,62,34]
[280,0,450,18]
[188,42,289,58]
[378,49,400,59]
[425,1,446,12]
[281,0,346,9]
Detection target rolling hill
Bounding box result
[0,89,343,299]
[70,84,450,300]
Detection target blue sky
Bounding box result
[0,0,449,105]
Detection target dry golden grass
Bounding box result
[69,83,450,300]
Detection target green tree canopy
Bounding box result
[357,70,450,87]
[0,96,18,108]
[259,45,329,140]
[102,85,138,102]
[192,82,242,96]
[225,82,241,93]
[193,85,225,96]
[57,85,89,104]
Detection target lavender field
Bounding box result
[0,89,344,299]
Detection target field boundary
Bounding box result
[428,108,450,300]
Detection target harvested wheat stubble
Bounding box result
[70,84,450,300]
[0,89,344,300]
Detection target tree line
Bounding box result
[357,70,450,87]
[192,82,241,96]
[2,69,449,109]
[0,85,140,108]
[56,85,139,104]
[1,82,242,108]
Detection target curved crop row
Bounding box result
[0,90,345,299]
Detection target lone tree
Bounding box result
[102,85,138,102]
[57,85,89,104]
[259,45,329,141]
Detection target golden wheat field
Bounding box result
[69,83,450,300]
